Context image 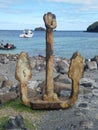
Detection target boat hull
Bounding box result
[19,30,33,38]
[0,46,16,50]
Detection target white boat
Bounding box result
[19,29,33,38]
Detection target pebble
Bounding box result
[79,120,93,129]
[78,102,88,108]
[92,89,98,97]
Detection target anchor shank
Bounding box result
[43,12,58,101]
[46,28,54,97]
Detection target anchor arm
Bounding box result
[15,52,32,107]
[60,52,84,108]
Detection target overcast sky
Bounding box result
[0,0,98,30]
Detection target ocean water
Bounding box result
[0,30,98,59]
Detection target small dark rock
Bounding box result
[78,103,88,108]
[81,82,92,88]
[4,115,28,130]
[79,120,93,129]
[15,115,25,128]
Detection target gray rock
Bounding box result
[54,74,71,84]
[0,91,17,104]
[34,56,45,71]
[3,57,9,64]
[55,59,69,74]
[4,115,28,130]
[0,75,8,81]
[78,102,88,108]
[0,75,8,88]
[91,55,98,64]
[80,78,96,88]
[28,80,39,90]
[79,85,92,95]
[1,87,10,94]
[86,61,97,70]
[92,89,98,97]
[30,59,36,68]
[79,120,93,129]
[60,90,70,98]
[1,80,13,88]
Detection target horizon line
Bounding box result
[0,29,86,31]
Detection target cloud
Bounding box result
[46,0,97,4]
[0,1,12,9]
[0,0,33,14]
[46,0,98,10]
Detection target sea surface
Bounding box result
[0,30,98,59]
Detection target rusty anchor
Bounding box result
[15,12,84,110]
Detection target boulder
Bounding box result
[0,91,17,104]
[4,115,28,130]
[0,75,8,81]
[28,80,39,90]
[2,56,9,64]
[80,78,97,88]
[29,58,36,68]
[1,80,13,88]
[55,59,69,74]
[0,75,8,88]
[54,74,71,84]
[86,61,97,70]
[36,80,71,97]
[91,55,98,65]
[35,56,46,71]
[79,120,93,129]
[92,89,98,97]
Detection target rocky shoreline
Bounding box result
[0,53,98,130]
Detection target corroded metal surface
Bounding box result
[15,52,32,107]
[43,12,58,101]
[60,52,84,109]
[30,52,84,110]
[68,52,84,105]
[15,12,84,110]
[43,12,57,29]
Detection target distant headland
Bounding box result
[87,21,98,32]
[34,27,45,31]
